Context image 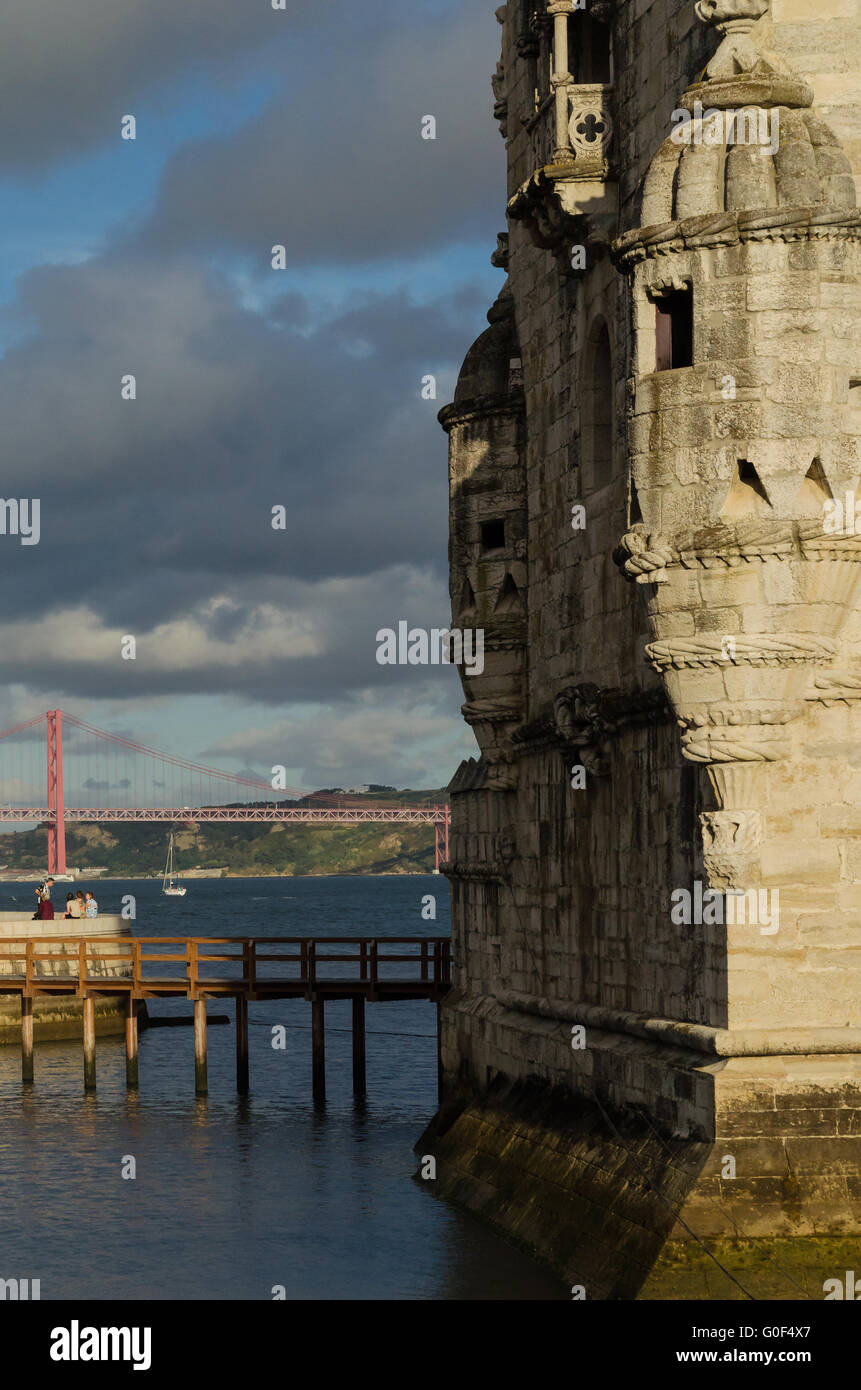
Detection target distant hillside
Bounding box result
[0,789,447,877]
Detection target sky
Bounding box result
[0,0,505,793]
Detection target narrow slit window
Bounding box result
[480,519,506,552]
[655,289,693,371]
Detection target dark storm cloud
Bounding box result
[0,0,337,172]
[140,3,503,264]
[0,0,502,722]
[0,254,491,635]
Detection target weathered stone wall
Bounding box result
[434,0,861,1291]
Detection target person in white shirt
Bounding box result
[64,892,81,918]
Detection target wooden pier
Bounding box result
[0,936,452,1102]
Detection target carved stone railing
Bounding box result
[547,0,614,167]
[557,81,614,167]
[524,82,614,174]
[524,94,556,171]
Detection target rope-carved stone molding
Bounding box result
[678,705,803,763]
[682,705,801,727]
[646,634,837,671]
[612,207,861,271]
[809,671,861,704]
[613,530,675,583]
[682,727,791,762]
[614,523,861,583]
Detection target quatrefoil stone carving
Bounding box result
[568,105,613,156]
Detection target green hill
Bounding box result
[0,790,448,877]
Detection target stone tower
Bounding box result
[430,0,861,1298]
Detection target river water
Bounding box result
[0,875,562,1300]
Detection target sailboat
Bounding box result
[162,834,187,896]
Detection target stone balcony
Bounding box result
[510,80,618,261]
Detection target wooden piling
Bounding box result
[194,998,208,1096]
[125,994,139,1089]
[352,995,366,1097]
[83,996,96,1092]
[236,993,249,1095]
[311,997,325,1103]
[21,995,34,1084]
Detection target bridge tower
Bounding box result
[46,709,66,876]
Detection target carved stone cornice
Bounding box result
[614,522,861,583]
[679,73,813,112]
[646,635,836,672]
[462,699,524,726]
[437,387,525,433]
[612,206,861,269]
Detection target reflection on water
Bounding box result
[0,875,563,1300]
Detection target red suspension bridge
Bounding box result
[0,711,450,874]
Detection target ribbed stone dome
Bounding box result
[639,107,857,229]
[454,290,519,404]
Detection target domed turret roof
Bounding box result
[454,288,519,404]
[639,107,856,228]
[624,0,858,240]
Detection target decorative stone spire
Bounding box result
[686,0,812,108]
[695,0,769,30]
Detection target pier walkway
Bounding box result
[0,935,452,1101]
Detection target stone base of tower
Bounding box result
[419,992,861,1298]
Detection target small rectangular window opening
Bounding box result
[567,15,612,85]
[655,288,693,371]
[480,519,506,551]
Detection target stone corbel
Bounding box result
[553,684,612,776]
[700,808,763,890]
[490,232,509,271]
[507,165,618,258]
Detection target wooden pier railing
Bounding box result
[0,935,452,1102]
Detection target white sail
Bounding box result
[162,833,187,896]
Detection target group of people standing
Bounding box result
[33,876,98,920]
